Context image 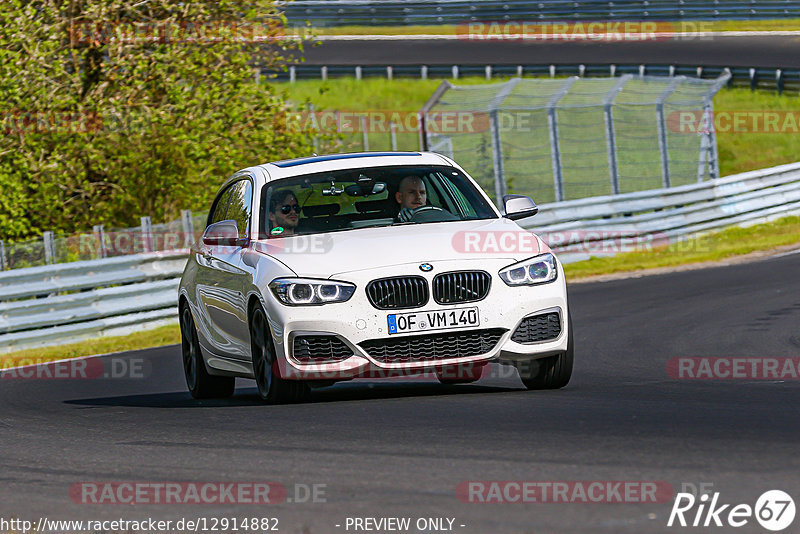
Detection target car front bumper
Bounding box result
[264,257,570,381]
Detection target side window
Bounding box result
[227,180,253,239]
[209,187,234,226]
[444,176,477,217]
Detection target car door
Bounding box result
[193,177,253,360]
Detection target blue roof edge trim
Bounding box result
[271,152,422,168]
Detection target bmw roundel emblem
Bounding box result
[419,263,433,272]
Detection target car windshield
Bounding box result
[259,165,497,238]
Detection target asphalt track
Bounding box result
[298,35,800,68]
[2,251,800,533]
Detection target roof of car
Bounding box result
[259,151,451,180]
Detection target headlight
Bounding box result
[499,254,558,286]
[269,278,356,306]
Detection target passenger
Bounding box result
[394,175,427,222]
[268,190,301,236]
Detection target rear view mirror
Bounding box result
[345,181,387,197]
[202,220,244,246]
[503,195,538,221]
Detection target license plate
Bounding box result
[387,306,480,335]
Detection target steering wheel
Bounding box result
[408,206,459,223]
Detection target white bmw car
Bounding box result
[178,152,572,403]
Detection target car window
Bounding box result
[227,180,252,239]
[260,165,496,238]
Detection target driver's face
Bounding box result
[396,177,427,210]
[269,196,300,232]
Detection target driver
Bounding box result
[268,190,301,236]
[395,175,427,222]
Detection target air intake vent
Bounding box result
[432,270,491,304]
[366,276,429,310]
[292,335,353,364]
[360,329,506,364]
[511,312,562,344]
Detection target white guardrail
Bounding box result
[2,161,800,353]
[0,252,187,353]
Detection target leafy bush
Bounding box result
[0,0,318,240]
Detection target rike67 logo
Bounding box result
[668,490,795,531]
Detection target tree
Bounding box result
[0,0,317,239]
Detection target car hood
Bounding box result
[250,218,546,278]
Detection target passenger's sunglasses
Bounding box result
[280,204,302,215]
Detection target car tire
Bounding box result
[436,362,486,384]
[250,304,310,404]
[519,312,574,390]
[180,304,235,399]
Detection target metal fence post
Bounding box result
[0,239,5,270]
[93,224,107,258]
[360,115,369,151]
[656,76,685,189]
[181,210,195,248]
[603,75,632,195]
[489,110,506,204]
[140,216,153,253]
[308,103,319,153]
[487,78,521,206]
[699,70,731,181]
[417,80,453,151]
[547,77,578,202]
[390,121,398,151]
[43,231,55,264]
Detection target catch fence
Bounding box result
[420,73,730,205]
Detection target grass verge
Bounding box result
[0,323,180,367]
[563,215,800,279]
[306,19,800,36]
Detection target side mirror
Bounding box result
[502,195,538,221]
[203,220,245,246]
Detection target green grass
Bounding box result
[304,19,800,36]
[564,215,800,279]
[715,89,800,177]
[0,324,180,367]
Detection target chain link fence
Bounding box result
[421,73,730,205]
[0,211,207,271]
